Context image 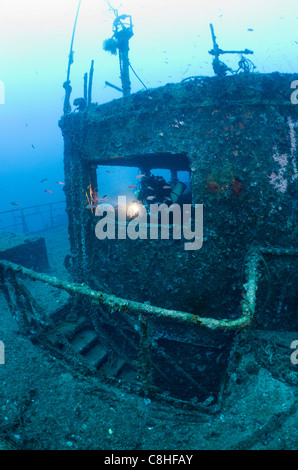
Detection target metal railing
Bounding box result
[0,247,296,405]
[1,247,296,334]
[0,201,67,234]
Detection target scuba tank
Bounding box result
[170,181,186,204]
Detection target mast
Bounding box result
[63,0,82,114]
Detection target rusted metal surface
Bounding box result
[59,73,298,321]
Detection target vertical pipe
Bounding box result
[21,209,29,233]
[84,72,88,101]
[118,40,131,97]
[88,60,94,106]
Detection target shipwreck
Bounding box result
[0,13,297,410]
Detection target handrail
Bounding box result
[0,200,66,233]
[0,200,65,216]
[0,251,260,330]
[1,247,296,331]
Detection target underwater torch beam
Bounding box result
[0,250,271,331]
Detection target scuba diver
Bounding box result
[137,172,190,208]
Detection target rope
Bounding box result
[129,62,148,90]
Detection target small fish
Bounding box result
[85,204,97,209]
[147,186,154,190]
[136,174,145,179]
[11,201,22,206]
[164,197,172,201]
[44,189,52,193]
[31,144,35,149]
[106,170,113,174]
[128,185,137,189]
[57,181,64,185]
[247,28,254,31]
[93,196,107,202]
[40,179,48,183]
[162,185,172,189]
[146,196,155,201]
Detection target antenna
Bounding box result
[103,5,134,97]
[67,0,82,82]
[63,0,82,114]
[209,23,255,76]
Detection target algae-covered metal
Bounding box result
[59,72,298,326]
[56,72,298,403]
